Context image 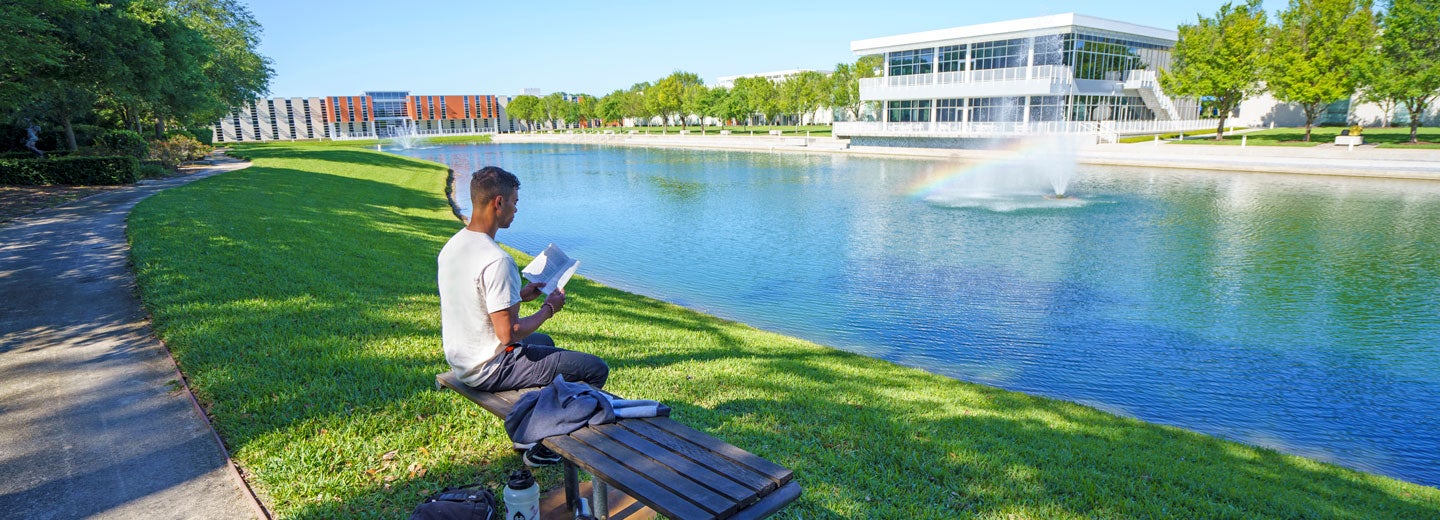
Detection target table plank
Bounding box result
[621,420,777,495]
[573,427,739,518]
[593,423,756,502]
[546,435,713,520]
[644,418,793,485]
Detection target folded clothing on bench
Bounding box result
[504,375,669,445]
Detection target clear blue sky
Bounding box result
[244,0,1289,98]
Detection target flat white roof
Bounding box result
[715,69,826,82]
[851,13,1176,55]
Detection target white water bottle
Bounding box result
[504,468,539,520]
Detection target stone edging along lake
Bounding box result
[492,132,1440,181]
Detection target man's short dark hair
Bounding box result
[471,166,520,206]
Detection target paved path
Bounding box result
[0,156,265,519]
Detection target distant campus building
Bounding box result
[212,91,511,143]
[835,13,1213,144]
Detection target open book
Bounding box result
[521,243,580,296]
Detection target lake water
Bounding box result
[393,142,1440,487]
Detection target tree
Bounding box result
[1266,0,1377,141]
[597,89,626,126]
[2,0,271,148]
[505,95,541,131]
[681,82,709,132]
[780,70,828,128]
[1363,0,1440,142]
[0,0,74,112]
[731,76,778,126]
[646,71,703,132]
[1161,0,1268,140]
[575,94,596,128]
[715,87,750,127]
[694,87,730,132]
[542,92,567,129]
[165,0,272,120]
[624,82,653,126]
[829,55,882,121]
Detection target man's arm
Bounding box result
[489,289,565,345]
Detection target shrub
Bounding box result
[139,160,169,179]
[148,134,212,168]
[96,129,150,159]
[0,149,71,159]
[0,156,140,185]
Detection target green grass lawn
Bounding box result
[127,144,1440,519]
[1153,126,1440,148]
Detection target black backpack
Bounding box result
[408,484,497,520]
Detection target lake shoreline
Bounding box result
[493,132,1440,181]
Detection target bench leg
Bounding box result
[592,478,610,520]
[564,460,579,511]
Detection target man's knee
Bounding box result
[573,353,609,389]
[520,333,555,347]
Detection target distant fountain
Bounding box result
[910,136,1087,211]
[385,120,425,149]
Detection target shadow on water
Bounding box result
[129,146,1439,518]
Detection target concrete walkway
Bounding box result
[0,156,265,519]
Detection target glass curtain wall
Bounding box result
[886,100,931,122]
[367,91,411,135]
[879,28,1175,125]
[1064,32,1170,81]
[888,49,934,76]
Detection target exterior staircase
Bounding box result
[1124,70,1181,121]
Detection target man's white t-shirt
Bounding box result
[438,229,521,386]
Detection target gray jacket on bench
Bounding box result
[504,375,670,445]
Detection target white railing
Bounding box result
[1103,119,1220,135]
[834,120,1102,137]
[862,65,1074,91]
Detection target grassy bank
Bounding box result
[127,144,1440,518]
[1161,126,1440,148]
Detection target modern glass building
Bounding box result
[835,13,1213,143]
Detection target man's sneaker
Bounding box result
[523,444,562,467]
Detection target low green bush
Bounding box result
[0,155,140,185]
[139,160,170,179]
[148,134,212,168]
[96,129,150,159]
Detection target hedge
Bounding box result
[0,155,140,185]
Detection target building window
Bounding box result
[886,100,931,122]
[938,45,965,73]
[1028,96,1066,122]
[888,48,934,76]
[1065,33,1166,80]
[936,99,965,122]
[970,38,1027,70]
[1068,95,1154,122]
[970,96,1025,122]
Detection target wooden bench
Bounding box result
[436,372,801,520]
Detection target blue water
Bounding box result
[394,142,1440,487]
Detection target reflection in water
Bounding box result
[394,143,1440,487]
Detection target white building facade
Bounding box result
[836,14,1217,144]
